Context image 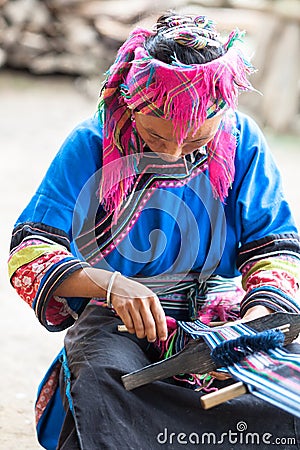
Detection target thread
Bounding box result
[210,329,285,367]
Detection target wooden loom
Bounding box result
[121,312,300,411]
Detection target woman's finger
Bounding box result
[117,308,135,334]
[129,306,146,339]
[139,300,158,342]
[150,297,168,341]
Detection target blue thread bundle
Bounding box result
[210,329,285,367]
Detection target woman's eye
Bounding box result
[150,134,163,140]
[191,140,205,144]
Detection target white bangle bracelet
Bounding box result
[106,271,121,308]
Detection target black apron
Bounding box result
[58,304,300,450]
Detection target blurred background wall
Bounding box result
[0,0,299,134]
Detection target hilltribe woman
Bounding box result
[8,12,300,450]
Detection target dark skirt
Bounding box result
[57,304,300,450]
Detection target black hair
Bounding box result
[144,13,225,65]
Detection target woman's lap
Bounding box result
[58,304,300,450]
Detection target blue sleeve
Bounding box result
[232,112,298,244]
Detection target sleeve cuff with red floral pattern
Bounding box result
[237,233,300,317]
[9,222,90,331]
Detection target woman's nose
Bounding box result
[163,141,182,159]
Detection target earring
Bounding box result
[131,112,136,126]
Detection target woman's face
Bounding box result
[134,112,222,161]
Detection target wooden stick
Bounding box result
[201,382,248,409]
[118,321,290,334]
[276,324,290,333]
[118,322,289,339]
[118,320,231,332]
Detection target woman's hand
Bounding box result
[242,305,273,322]
[110,274,168,343]
[53,267,167,342]
[222,305,274,328]
[209,305,274,380]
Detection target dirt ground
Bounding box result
[0,70,299,450]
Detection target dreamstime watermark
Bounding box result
[156,421,296,446]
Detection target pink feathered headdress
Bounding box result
[98,16,255,213]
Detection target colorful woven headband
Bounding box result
[155,14,221,49]
[121,43,252,143]
[98,18,255,214]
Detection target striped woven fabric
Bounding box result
[137,273,241,321]
[178,319,300,417]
